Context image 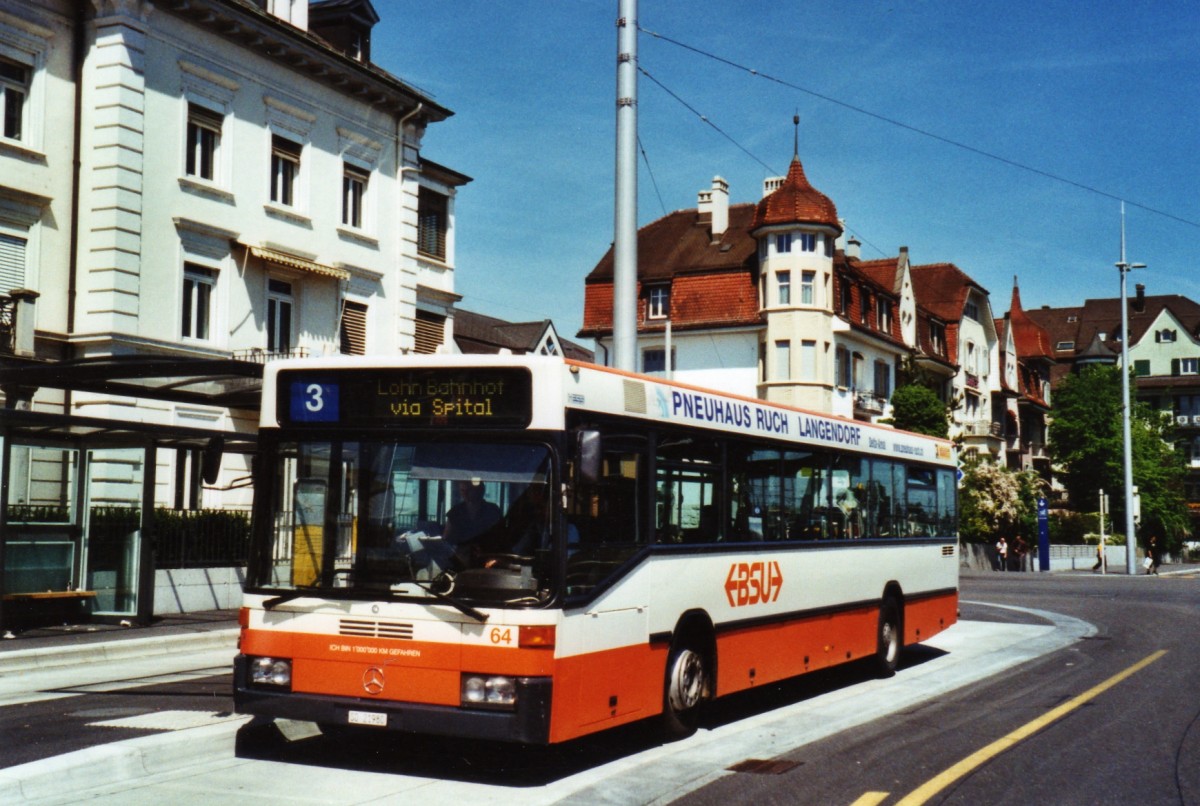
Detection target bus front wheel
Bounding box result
[873,597,902,678]
[662,642,708,739]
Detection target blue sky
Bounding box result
[373,1,1200,344]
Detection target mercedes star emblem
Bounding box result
[362,666,385,695]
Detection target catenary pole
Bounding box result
[1118,202,1144,575]
[612,0,638,371]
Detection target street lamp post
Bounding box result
[1117,203,1145,575]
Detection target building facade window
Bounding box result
[266,278,293,352]
[0,56,27,141]
[414,309,445,354]
[647,285,670,319]
[930,322,946,356]
[1179,357,1199,375]
[874,359,891,398]
[0,230,27,291]
[417,187,448,260]
[643,347,675,373]
[964,300,980,321]
[776,340,791,381]
[339,300,367,355]
[800,340,816,379]
[836,345,851,388]
[270,135,302,206]
[838,279,851,316]
[878,299,892,332]
[775,233,792,254]
[342,163,368,229]
[801,271,815,305]
[181,264,216,340]
[798,232,816,252]
[185,103,222,181]
[1157,329,1177,343]
[777,271,791,305]
[861,291,872,325]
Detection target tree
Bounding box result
[1047,365,1189,552]
[958,459,1042,543]
[887,384,949,438]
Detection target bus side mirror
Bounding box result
[576,430,601,484]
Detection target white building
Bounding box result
[0,0,466,624]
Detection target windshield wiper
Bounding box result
[397,577,489,623]
[262,585,322,610]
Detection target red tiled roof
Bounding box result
[584,205,759,283]
[751,157,840,232]
[579,274,762,337]
[1006,283,1055,360]
[909,262,988,323]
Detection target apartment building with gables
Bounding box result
[580,154,913,421]
[1029,292,1200,518]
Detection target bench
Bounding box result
[1,590,97,631]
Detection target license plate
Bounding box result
[348,710,387,727]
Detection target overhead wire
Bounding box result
[638,25,1200,230]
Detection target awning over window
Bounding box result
[245,244,350,281]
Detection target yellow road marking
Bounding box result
[850,792,891,806]
[896,649,1167,806]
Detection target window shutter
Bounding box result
[414,310,445,354]
[0,233,26,292]
[339,301,367,355]
[1171,358,1180,376]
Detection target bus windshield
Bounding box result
[252,439,557,606]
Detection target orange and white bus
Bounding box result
[234,355,958,744]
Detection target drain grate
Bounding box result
[727,758,803,775]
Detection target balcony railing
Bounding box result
[0,295,14,355]
[232,347,311,364]
[962,419,1001,438]
[854,391,886,415]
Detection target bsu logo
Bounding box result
[724,561,783,607]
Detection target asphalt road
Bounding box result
[1,570,1196,805]
[677,570,1200,806]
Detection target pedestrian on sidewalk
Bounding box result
[995,536,1009,571]
[1145,534,1161,575]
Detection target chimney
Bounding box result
[762,176,785,197]
[1134,283,1145,313]
[846,237,861,260]
[709,176,728,237]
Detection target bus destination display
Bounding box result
[279,368,532,428]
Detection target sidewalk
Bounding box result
[0,609,240,673]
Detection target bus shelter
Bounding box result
[0,357,260,631]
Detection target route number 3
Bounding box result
[289,381,338,423]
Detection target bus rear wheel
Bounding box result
[873,597,902,678]
[662,643,708,740]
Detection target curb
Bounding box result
[0,628,239,674]
[0,717,248,804]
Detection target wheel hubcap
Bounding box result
[668,649,704,712]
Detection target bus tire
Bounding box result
[873,597,902,678]
[661,641,708,740]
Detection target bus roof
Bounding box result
[261,355,956,467]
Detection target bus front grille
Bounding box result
[339,618,415,640]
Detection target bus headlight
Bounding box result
[461,674,516,709]
[249,656,292,689]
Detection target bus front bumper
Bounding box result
[232,654,553,744]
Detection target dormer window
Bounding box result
[878,299,892,332]
[964,300,980,321]
[930,322,946,355]
[647,285,670,319]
